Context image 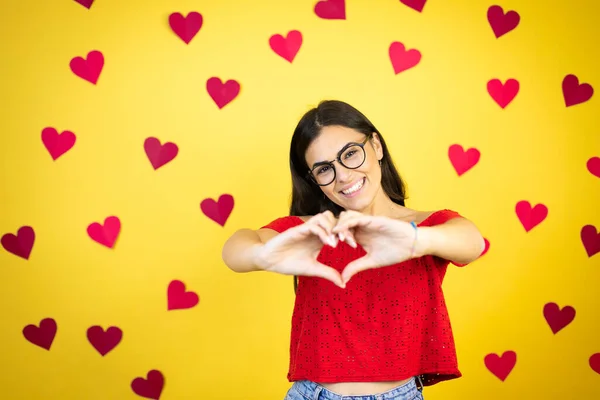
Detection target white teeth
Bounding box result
[342,178,364,195]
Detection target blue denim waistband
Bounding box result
[290,377,421,400]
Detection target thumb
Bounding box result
[341,256,376,285]
[309,262,346,289]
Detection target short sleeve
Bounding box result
[259,216,301,233]
[423,209,463,226]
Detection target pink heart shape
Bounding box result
[543,302,575,334]
[131,370,164,400]
[448,144,480,176]
[70,50,104,85]
[587,157,600,178]
[562,74,594,107]
[487,5,520,38]
[41,127,76,161]
[581,225,600,258]
[314,0,346,20]
[1,226,35,260]
[515,201,548,232]
[74,0,94,9]
[590,353,600,375]
[269,30,303,63]
[144,137,178,170]
[167,280,199,310]
[389,42,421,74]
[23,318,57,350]
[87,326,122,356]
[87,216,121,248]
[399,0,426,12]
[206,77,240,109]
[168,12,203,44]
[200,194,234,226]
[484,351,516,381]
[487,79,519,109]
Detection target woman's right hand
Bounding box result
[253,211,346,288]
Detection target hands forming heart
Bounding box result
[255,210,419,288]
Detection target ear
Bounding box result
[370,132,384,160]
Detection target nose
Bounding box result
[334,163,354,183]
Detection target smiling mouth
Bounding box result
[340,177,365,196]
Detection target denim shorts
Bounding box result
[284,376,424,400]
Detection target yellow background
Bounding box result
[1,0,599,399]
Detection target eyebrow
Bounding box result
[310,141,357,169]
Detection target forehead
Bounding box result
[305,125,365,164]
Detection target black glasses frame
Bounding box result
[306,133,373,186]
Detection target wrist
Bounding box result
[411,226,437,258]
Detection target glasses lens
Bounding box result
[312,164,335,185]
[340,145,365,169]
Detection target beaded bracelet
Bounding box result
[409,221,418,258]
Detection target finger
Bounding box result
[304,223,337,247]
[333,215,373,233]
[337,228,357,248]
[312,213,338,245]
[308,263,346,289]
[341,256,376,284]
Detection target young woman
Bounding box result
[221,100,485,400]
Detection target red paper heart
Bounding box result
[562,74,594,107]
[590,353,600,375]
[144,137,178,170]
[200,194,234,226]
[269,30,303,63]
[169,12,203,44]
[87,326,122,356]
[581,225,600,258]
[399,0,426,12]
[23,318,57,350]
[131,370,164,400]
[389,42,421,74]
[2,226,35,260]
[587,157,600,178]
[543,303,575,334]
[74,0,94,9]
[167,280,199,310]
[314,0,346,20]
[515,201,547,232]
[487,5,520,38]
[487,79,519,108]
[448,144,480,176]
[484,351,516,381]
[206,77,240,109]
[87,216,121,248]
[41,127,76,160]
[70,50,104,85]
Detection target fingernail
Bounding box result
[339,232,345,242]
[329,236,337,247]
[347,238,357,248]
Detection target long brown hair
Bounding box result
[287,100,409,293]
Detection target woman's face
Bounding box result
[304,125,383,211]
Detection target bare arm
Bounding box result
[221,228,278,273]
[417,217,485,265]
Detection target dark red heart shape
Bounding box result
[2,226,35,260]
[23,318,57,350]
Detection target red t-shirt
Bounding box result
[260,209,467,386]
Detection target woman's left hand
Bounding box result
[332,210,420,285]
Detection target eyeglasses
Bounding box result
[307,133,372,186]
